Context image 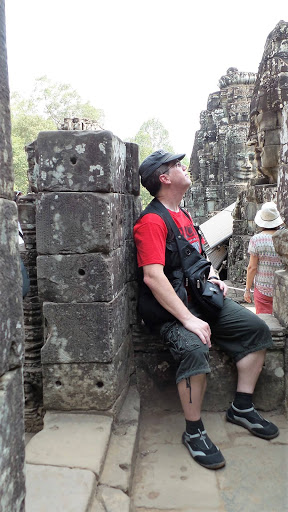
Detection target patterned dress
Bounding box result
[248,232,284,297]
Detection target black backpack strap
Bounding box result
[149,199,205,268]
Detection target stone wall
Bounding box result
[28,129,141,414]
[0,0,26,509]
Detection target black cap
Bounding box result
[139,149,186,184]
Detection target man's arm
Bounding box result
[143,263,212,346]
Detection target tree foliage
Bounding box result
[10,77,104,193]
[32,76,104,128]
[128,118,174,207]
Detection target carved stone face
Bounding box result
[253,112,281,183]
[233,148,257,180]
[231,146,257,181]
[227,130,257,181]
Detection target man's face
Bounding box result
[165,160,191,187]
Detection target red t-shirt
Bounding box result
[134,209,202,267]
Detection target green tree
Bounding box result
[11,77,104,192]
[129,118,174,208]
[32,76,104,127]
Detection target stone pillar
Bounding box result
[35,129,140,413]
[0,0,26,509]
[18,193,44,432]
[272,102,288,412]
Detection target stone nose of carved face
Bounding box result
[243,157,253,170]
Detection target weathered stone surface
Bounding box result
[98,485,130,512]
[60,117,103,131]
[0,198,24,374]
[48,240,136,301]
[18,195,36,231]
[100,385,140,493]
[37,247,133,303]
[0,369,25,512]
[186,68,258,224]
[18,195,45,432]
[273,270,288,328]
[124,141,140,195]
[117,383,140,425]
[36,192,126,254]
[37,130,126,193]
[24,368,43,433]
[273,228,288,266]
[132,441,221,510]
[25,140,39,193]
[0,1,13,199]
[100,423,138,492]
[249,21,288,184]
[249,350,285,410]
[42,293,131,364]
[26,464,97,512]
[26,412,112,477]
[278,102,288,222]
[42,339,133,410]
[132,409,288,512]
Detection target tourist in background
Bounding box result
[244,202,285,314]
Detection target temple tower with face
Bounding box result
[185,68,258,224]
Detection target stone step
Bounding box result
[26,465,96,512]
[25,385,140,512]
[26,412,113,477]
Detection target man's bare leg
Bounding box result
[236,349,266,393]
[177,373,207,420]
[227,349,279,439]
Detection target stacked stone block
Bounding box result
[36,130,140,412]
[0,0,26,509]
[18,193,44,432]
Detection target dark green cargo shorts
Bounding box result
[160,297,273,384]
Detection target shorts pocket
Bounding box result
[162,323,201,363]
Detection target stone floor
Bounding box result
[25,387,288,512]
[131,405,288,512]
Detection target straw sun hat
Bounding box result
[254,202,284,228]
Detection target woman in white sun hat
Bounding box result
[244,202,285,314]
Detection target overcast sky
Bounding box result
[4,0,288,160]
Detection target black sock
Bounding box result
[233,392,253,410]
[185,418,204,435]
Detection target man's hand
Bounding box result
[143,263,212,346]
[182,315,212,347]
[209,278,228,297]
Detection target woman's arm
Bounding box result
[244,254,258,303]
